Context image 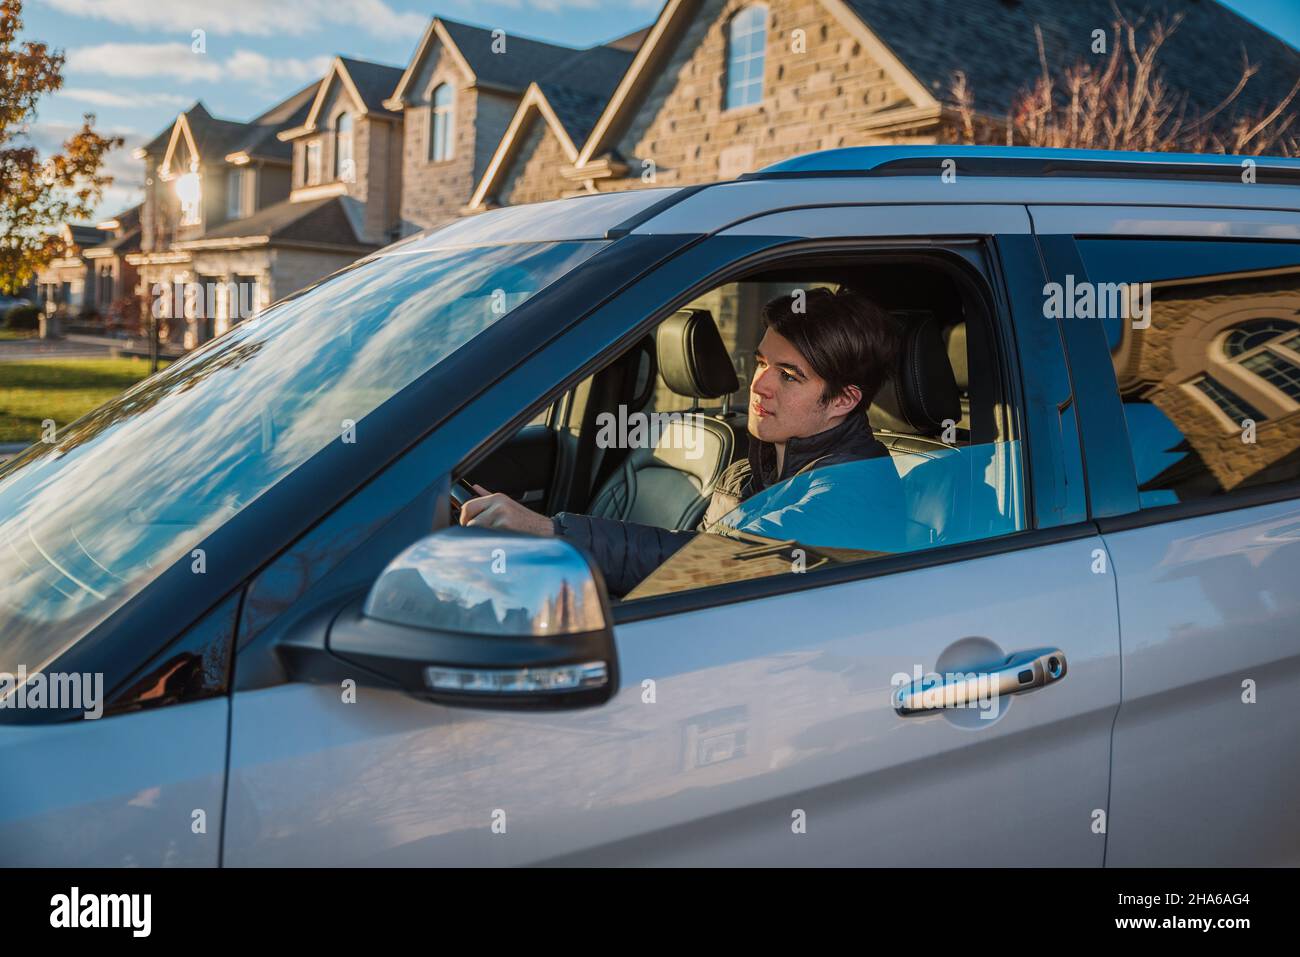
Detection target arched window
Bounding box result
[430,84,454,162]
[335,112,354,182]
[725,4,767,110]
[1223,318,1300,403]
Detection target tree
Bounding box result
[0,0,122,294]
[947,8,1300,156]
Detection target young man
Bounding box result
[460,286,901,595]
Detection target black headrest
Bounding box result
[656,308,739,399]
[869,314,961,435]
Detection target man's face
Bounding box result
[749,328,859,444]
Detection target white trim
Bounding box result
[574,0,940,170]
[468,84,580,209]
[385,18,478,109]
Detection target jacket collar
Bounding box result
[749,410,881,490]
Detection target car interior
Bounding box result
[453,253,1018,599]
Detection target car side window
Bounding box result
[1075,239,1300,509]
[541,254,1029,602]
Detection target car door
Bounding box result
[1036,206,1300,866]
[221,206,1121,866]
[0,594,235,867]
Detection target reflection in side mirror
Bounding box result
[328,527,617,709]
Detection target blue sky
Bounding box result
[18,0,1300,222]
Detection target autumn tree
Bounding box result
[947,8,1300,156]
[0,0,122,294]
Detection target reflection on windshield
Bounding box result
[0,240,605,678]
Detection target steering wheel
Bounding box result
[448,477,477,514]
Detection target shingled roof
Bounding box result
[843,0,1300,118]
[228,79,323,161]
[337,57,404,116]
[534,45,636,145]
[177,195,366,250]
[438,18,579,92]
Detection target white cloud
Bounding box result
[225,51,332,88]
[56,88,191,109]
[38,0,427,40]
[65,42,330,89]
[66,42,223,82]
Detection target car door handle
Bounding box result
[893,648,1067,716]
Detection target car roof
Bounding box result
[633,146,1300,237]
[384,147,1300,251]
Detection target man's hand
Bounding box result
[459,483,555,536]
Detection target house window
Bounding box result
[429,83,454,162]
[725,4,767,110]
[175,170,202,226]
[306,140,322,185]
[1191,374,1266,425]
[335,113,354,182]
[1223,318,1300,404]
[227,168,251,220]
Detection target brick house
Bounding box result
[34,223,108,319]
[80,205,142,330]
[470,0,1300,202]
[127,86,321,347]
[275,55,406,245]
[384,17,642,232]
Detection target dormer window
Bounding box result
[175,168,202,226]
[227,167,251,220]
[429,83,454,162]
[306,140,322,186]
[335,113,354,183]
[725,4,768,110]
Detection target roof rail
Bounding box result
[744,146,1300,184]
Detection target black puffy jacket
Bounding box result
[551,412,891,595]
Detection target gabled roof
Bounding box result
[174,195,367,250]
[96,203,142,233]
[469,43,636,208]
[573,0,1300,170]
[841,0,1300,118]
[226,78,323,162]
[341,57,405,113]
[63,224,108,250]
[85,226,142,258]
[386,16,586,106]
[148,81,324,173]
[278,57,403,141]
[575,0,938,168]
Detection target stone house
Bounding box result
[79,205,142,329]
[34,223,109,319]
[97,0,1296,355]
[476,0,1300,202]
[127,85,321,347]
[384,17,642,232]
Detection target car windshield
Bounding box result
[0,238,606,678]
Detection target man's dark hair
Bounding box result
[761,286,899,410]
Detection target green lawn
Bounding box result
[0,356,160,443]
[0,329,37,340]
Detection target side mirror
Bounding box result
[326,527,617,709]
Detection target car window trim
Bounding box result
[449,235,1045,622]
